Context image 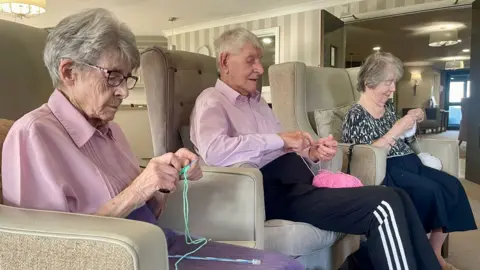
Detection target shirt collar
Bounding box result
[215,79,261,105]
[48,89,114,147]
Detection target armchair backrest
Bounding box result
[0,19,52,121]
[140,47,218,155]
[268,62,360,136]
[0,19,52,203]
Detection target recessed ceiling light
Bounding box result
[458,39,462,42]
[373,46,381,51]
[262,37,273,44]
[463,49,470,53]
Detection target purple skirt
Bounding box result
[127,205,303,269]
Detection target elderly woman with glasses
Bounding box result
[1,8,303,270]
[341,52,476,270]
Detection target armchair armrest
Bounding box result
[158,166,265,249]
[339,143,388,186]
[414,138,459,177]
[0,205,168,270]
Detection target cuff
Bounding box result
[306,147,321,164]
[264,134,285,150]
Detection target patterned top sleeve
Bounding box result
[341,100,414,158]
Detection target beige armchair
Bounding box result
[141,47,359,270]
[140,47,265,249]
[0,19,168,270]
[269,61,457,257]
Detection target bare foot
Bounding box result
[436,253,459,270]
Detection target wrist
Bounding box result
[382,134,396,146]
[308,147,319,162]
[128,177,155,203]
[386,129,400,140]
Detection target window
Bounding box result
[467,80,471,98]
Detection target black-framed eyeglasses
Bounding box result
[77,62,138,90]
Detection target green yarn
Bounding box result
[174,164,208,270]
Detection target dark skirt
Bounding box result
[383,153,477,233]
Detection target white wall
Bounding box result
[114,108,154,159]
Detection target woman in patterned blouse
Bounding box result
[341,52,476,270]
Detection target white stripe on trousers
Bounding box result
[373,200,410,270]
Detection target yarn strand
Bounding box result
[174,164,208,270]
[170,161,261,268]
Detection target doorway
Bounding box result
[445,70,470,130]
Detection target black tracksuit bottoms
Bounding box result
[260,153,441,270]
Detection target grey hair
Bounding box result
[43,8,140,87]
[357,52,404,92]
[214,27,264,68]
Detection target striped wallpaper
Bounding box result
[325,0,445,18]
[167,0,447,66]
[169,9,323,66]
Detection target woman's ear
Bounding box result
[58,59,77,87]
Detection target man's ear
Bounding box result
[58,59,77,87]
[219,52,230,73]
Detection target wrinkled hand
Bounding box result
[131,153,183,200]
[309,135,338,162]
[408,108,425,123]
[279,131,314,153]
[175,148,203,181]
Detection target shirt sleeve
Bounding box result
[190,100,284,167]
[2,123,71,212]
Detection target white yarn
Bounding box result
[400,124,416,139]
[417,152,442,170]
[404,122,442,170]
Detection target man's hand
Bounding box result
[309,135,338,162]
[175,148,203,181]
[408,108,425,123]
[278,131,314,153]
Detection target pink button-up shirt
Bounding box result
[2,90,142,215]
[190,79,287,168]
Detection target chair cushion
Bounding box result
[314,102,354,141]
[264,219,344,256]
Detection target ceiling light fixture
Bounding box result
[428,30,459,47]
[405,22,466,36]
[445,60,464,70]
[463,49,470,53]
[262,37,273,44]
[373,46,381,51]
[0,0,46,17]
[168,17,178,51]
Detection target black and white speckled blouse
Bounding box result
[341,100,414,158]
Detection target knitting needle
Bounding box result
[168,255,262,265]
